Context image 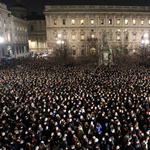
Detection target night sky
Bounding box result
[1,0,150,15]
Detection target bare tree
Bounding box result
[53,40,72,62]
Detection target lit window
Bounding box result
[91,19,94,25]
[20,27,22,31]
[9,23,11,29]
[133,19,136,25]
[17,27,19,30]
[72,34,75,40]
[117,34,120,40]
[80,19,84,25]
[91,34,94,38]
[149,20,150,25]
[117,19,120,25]
[109,19,112,24]
[71,19,75,25]
[141,20,144,25]
[125,19,128,25]
[81,35,84,40]
[101,19,104,24]
[54,19,57,25]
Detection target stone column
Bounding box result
[45,15,49,26]
[67,14,70,27]
[76,14,79,27]
[85,14,89,26]
[95,14,99,26]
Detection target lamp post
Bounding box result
[56,34,64,57]
[141,33,149,64]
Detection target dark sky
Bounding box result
[1,0,150,15]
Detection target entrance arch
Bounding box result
[7,46,12,58]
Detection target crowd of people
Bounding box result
[0,57,150,150]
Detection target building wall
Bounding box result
[0,2,29,60]
[44,5,150,56]
[28,20,47,53]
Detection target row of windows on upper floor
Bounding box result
[54,31,150,42]
[0,20,27,32]
[52,18,150,26]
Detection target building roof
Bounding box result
[11,4,26,8]
[26,12,45,20]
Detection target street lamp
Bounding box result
[56,34,65,57]
[0,36,4,43]
[140,33,149,64]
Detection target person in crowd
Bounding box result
[0,57,150,150]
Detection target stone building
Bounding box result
[9,0,29,19]
[26,13,47,53]
[44,5,150,57]
[0,2,29,60]
[10,0,47,54]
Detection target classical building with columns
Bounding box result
[0,2,29,60]
[10,0,47,54]
[44,5,150,57]
[26,13,47,53]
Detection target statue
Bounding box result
[103,30,108,45]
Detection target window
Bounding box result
[81,35,84,40]
[22,27,24,31]
[80,19,84,25]
[133,34,136,41]
[17,27,19,30]
[31,25,34,31]
[4,20,6,29]
[19,47,21,53]
[125,19,128,25]
[149,20,150,25]
[73,50,76,55]
[20,27,22,31]
[71,19,75,25]
[141,20,144,25]
[109,19,112,24]
[109,34,112,41]
[117,19,120,25]
[81,50,84,55]
[25,29,27,32]
[72,34,76,40]
[101,19,104,24]
[91,34,94,38]
[0,21,1,28]
[91,19,94,25]
[117,34,120,40]
[16,47,18,54]
[9,23,11,29]
[125,34,128,40]
[133,19,136,25]
[2,48,4,56]
[63,19,66,25]
[54,19,57,25]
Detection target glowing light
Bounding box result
[0,37,4,43]
[144,34,148,38]
[58,34,61,38]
